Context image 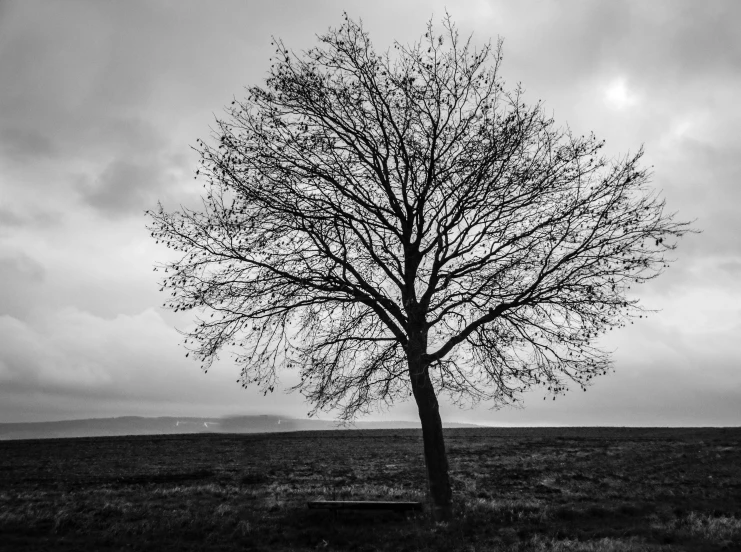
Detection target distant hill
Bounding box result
[0,415,479,440]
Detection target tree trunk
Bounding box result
[409,355,453,521]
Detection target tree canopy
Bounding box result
[147,14,692,520]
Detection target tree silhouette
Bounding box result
[147,14,693,521]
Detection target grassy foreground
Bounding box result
[1,427,740,551]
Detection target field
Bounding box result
[1,428,740,551]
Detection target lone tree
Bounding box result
[148,15,692,521]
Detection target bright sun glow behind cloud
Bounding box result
[604,77,639,109]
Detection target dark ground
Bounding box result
[1,427,740,551]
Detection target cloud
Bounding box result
[0,252,45,283]
[0,208,62,236]
[77,149,203,218]
[652,138,741,260]
[486,1,741,85]
[80,159,166,217]
[0,127,56,160]
[0,251,46,320]
[444,310,741,427]
[0,208,24,229]
[631,1,741,80]
[0,313,113,390]
[0,306,307,422]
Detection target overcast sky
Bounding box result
[1,0,739,426]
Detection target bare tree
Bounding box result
[147,14,693,521]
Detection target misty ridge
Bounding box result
[0,415,479,440]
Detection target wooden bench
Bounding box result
[307,500,423,512]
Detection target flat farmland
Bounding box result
[1,427,740,551]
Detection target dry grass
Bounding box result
[651,511,741,547]
[525,535,662,551]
